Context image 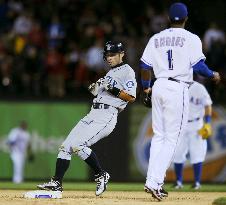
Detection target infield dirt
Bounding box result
[0,190,225,205]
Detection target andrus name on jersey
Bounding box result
[154,36,185,48]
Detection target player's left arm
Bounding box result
[198,89,213,139]
[190,35,221,83]
[198,104,213,139]
[103,77,136,103]
[192,60,221,83]
[103,84,136,103]
[118,90,135,103]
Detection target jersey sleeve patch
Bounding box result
[126,80,135,89]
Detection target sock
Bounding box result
[84,151,103,175]
[54,158,70,183]
[193,162,202,184]
[174,163,183,184]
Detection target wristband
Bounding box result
[108,87,121,97]
[141,79,151,89]
[204,115,211,123]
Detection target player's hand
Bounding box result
[88,78,106,96]
[212,71,221,84]
[142,89,152,108]
[88,83,99,96]
[96,78,105,86]
[198,123,212,139]
[102,81,113,91]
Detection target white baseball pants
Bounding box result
[11,152,26,183]
[173,129,207,164]
[58,106,118,160]
[146,78,189,189]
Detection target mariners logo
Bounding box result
[126,80,135,89]
[133,106,226,182]
[106,44,112,51]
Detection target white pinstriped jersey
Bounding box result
[7,127,30,154]
[141,28,206,82]
[93,63,137,110]
[187,81,212,130]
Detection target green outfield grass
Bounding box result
[0,182,226,192]
[213,197,226,205]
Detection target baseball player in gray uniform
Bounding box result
[173,81,212,190]
[140,2,220,201]
[37,41,137,196]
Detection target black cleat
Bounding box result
[159,187,168,197]
[144,186,164,201]
[144,186,168,198]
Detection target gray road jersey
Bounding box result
[93,63,137,110]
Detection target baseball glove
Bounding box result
[142,91,152,108]
[198,123,212,139]
[28,152,35,162]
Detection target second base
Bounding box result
[24,190,62,199]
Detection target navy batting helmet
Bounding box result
[103,41,124,60]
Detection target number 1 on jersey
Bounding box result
[167,49,173,70]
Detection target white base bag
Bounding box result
[24,190,62,199]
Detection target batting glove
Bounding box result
[88,78,107,96]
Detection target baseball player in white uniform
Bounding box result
[37,41,137,196]
[173,81,212,190]
[140,2,220,201]
[7,121,30,183]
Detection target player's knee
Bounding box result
[59,143,92,160]
[57,146,72,160]
[76,147,92,160]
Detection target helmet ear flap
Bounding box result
[103,52,107,61]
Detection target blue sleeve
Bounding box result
[192,60,214,78]
[140,60,153,70]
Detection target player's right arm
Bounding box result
[6,129,18,151]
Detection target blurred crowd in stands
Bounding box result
[0,0,225,103]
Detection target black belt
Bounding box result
[168,77,193,86]
[188,117,200,123]
[93,103,110,109]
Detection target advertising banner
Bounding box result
[0,101,89,180]
[131,105,226,182]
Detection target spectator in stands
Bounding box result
[47,15,65,49]
[45,47,66,97]
[203,22,225,53]
[86,39,105,82]
[12,11,33,36]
